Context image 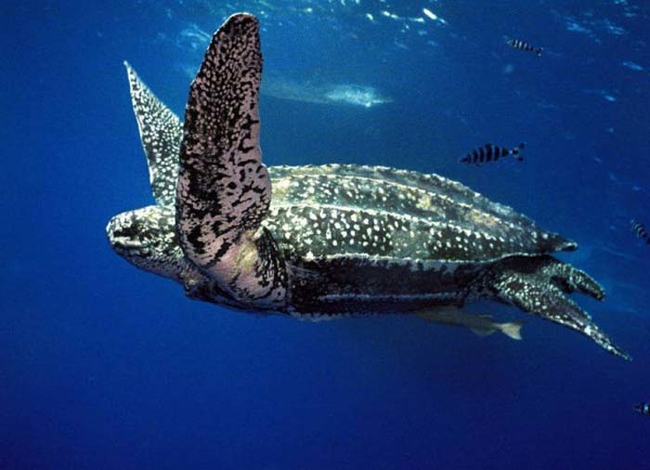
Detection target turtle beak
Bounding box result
[109,236,144,253]
[106,214,148,256]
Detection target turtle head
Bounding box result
[106,205,185,281]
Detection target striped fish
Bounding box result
[635,402,650,416]
[507,39,543,57]
[631,219,650,244]
[460,143,525,166]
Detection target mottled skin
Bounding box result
[107,14,630,360]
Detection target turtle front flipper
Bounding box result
[124,61,183,206]
[176,14,287,309]
[491,256,630,360]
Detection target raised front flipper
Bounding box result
[125,62,182,205]
[176,14,287,308]
[492,256,630,360]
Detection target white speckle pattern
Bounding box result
[125,62,183,206]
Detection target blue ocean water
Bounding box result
[3,0,650,468]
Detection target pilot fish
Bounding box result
[631,219,650,244]
[417,306,523,340]
[634,402,650,416]
[460,143,525,166]
[507,39,543,56]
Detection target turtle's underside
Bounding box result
[106,13,629,360]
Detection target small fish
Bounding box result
[634,402,650,416]
[631,219,650,244]
[460,142,525,166]
[417,306,523,340]
[507,39,543,56]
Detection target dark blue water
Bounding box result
[3,1,650,468]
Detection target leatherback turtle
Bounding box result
[106,13,629,360]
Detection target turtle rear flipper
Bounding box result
[540,259,605,300]
[492,257,630,360]
[176,14,287,308]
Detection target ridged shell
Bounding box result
[264,164,575,264]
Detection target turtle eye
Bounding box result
[111,223,139,239]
